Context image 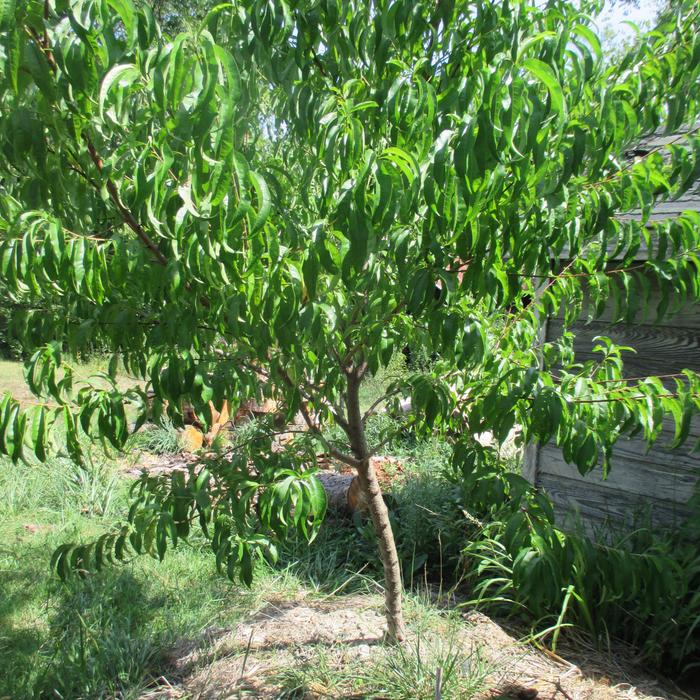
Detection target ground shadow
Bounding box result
[0,546,185,699]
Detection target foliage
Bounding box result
[0,296,21,359]
[274,421,470,590]
[126,416,182,455]
[390,471,466,580]
[457,447,700,674]
[0,0,700,637]
[51,432,327,586]
[359,631,488,700]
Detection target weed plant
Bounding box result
[126,417,182,455]
[456,446,700,677]
[361,632,487,700]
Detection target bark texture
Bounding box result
[346,369,407,643]
[315,472,364,513]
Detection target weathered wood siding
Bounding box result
[531,287,700,531]
[526,127,700,530]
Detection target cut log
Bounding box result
[235,398,280,422]
[316,472,366,514]
[205,400,230,444]
[180,425,204,451]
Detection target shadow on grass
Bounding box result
[0,531,227,699]
[0,543,163,699]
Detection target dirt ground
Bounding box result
[138,594,686,700]
[124,447,691,700]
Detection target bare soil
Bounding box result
[138,594,683,700]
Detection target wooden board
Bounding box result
[537,470,695,532]
[535,132,700,530]
[536,411,700,528]
[617,193,700,223]
[565,286,700,330]
[547,319,700,381]
[537,443,699,503]
[535,280,700,530]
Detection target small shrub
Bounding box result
[127,418,182,455]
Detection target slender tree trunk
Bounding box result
[345,367,407,643]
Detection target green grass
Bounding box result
[0,455,252,699]
[125,417,183,455]
[0,357,142,408]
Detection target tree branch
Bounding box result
[84,137,169,267]
[277,367,358,466]
[362,386,404,425]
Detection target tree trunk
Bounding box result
[356,456,407,642]
[345,368,407,643]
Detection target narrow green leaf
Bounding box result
[522,57,564,115]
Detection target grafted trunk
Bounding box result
[345,369,407,643]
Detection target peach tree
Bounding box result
[1,0,699,640]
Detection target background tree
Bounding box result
[0,0,699,641]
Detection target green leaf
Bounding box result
[380,147,418,183]
[99,64,141,120]
[0,0,15,30]
[4,402,22,462]
[521,57,564,115]
[30,405,47,462]
[248,171,271,231]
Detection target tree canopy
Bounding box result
[0,0,699,639]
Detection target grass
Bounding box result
[125,417,183,455]
[361,631,488,700]
[273,600,490,700]
[0,356,490,698]
[0,436,486,699]
[0,454,253,698]
[0,357,142,408]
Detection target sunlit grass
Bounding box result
[0,357,143,408]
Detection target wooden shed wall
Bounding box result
[527,289,700,531]
[525,128,700,530]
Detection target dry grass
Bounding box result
[0,359,35,405]
[133,592,682,700]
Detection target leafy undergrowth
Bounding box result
[0,450,491,700]
[454,446,700,682]
[0,446,685,700]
